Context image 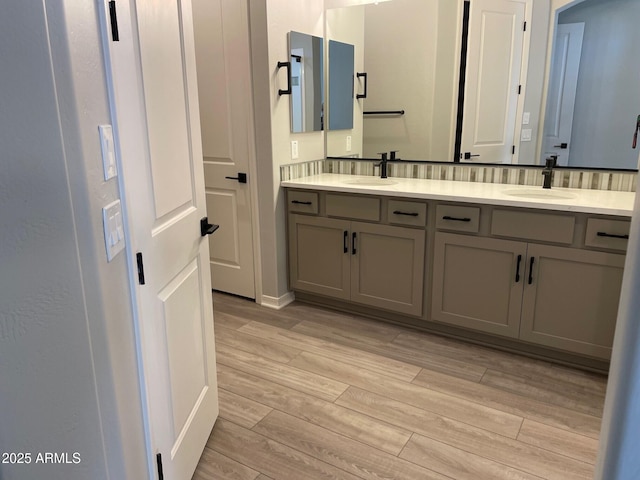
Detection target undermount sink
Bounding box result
[502,188,577,200]
[344,178,398,186]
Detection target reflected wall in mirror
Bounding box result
[325,6,365,157]
[289,31,324,133]
[325,0,460,160]
[541,0,640,169]
[325,0,640,169]
[328,40,355,130]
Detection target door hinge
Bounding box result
[523,21,527,32]
[156,453,164,480]
[136,252,145,285]
[109,1,120,41]
[518,85,522,95]
[512,145,516,155]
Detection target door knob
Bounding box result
[553,143,568,149]
[225,172,247,183]
[200,217,219,237]
[463,152,480,160]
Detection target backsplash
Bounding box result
[281,159,638,192]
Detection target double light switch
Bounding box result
[103,199,125,262]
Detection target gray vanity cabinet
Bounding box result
[520,244,625,358]
[288,215,351,300]
[350,222,425,316]
[432,233,527,339]
[432,232,625,359]
[289,214,425,316]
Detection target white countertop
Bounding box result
[281,173,636,217]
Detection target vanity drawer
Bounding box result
[388,200,427,227]
[491,209,575,244]
[435,204,481,233]
[585,218,630,252]
[288,190,319,214]
[326,194,380,221]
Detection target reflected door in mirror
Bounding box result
[542,23,584,166]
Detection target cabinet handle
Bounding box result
[597,231,629,240]
[515,254,522,283]
[344,230,349,253]
[528,257,535,285]
[291,200,312,205]
[442,215,471,222]
[393,210,419,217]
[352,232,357,255]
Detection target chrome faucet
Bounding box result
[542,155,557,189]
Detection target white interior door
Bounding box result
[461,0,526,163]
[193,0,257,299]
[542,23,584,166]
[106,1,219,478]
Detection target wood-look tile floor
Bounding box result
[192,293,607,480]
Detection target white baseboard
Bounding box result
[260,291,295,310]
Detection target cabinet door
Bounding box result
[432,233,526,338]
[520,244,625,359]
[351,222,426,316]
[289,215,351,300]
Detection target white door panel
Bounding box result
[542,23,584,166]
[194,0,256,299]
[205,188,242,266]
[462,0,526,163]
[134,0,219,478]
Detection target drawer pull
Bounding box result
[343,230,349,253]
[393,210,419,217]
[528,257,535,285]
[442,215,471,222]
[352,232,357,255]
[515,254,522,283]
[292,200,313,205]
[596,231,629,240]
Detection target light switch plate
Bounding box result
[522,112,531,125]
[291,140,299,159]
[103,199,125,262]
[346,135,352,152]
[99,125,117,180]
[521,128,532,141]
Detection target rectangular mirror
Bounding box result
[324,0,640,170]
[328,40,355,130]
[289,31,324,133]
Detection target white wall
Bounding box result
[432,0,463,160]
[249,0,325,303]
[518,0,551,165]
[558,0,640,169]
[326,5,365,157]
[0,2,147,479]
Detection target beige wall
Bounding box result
[250,0,325,303]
